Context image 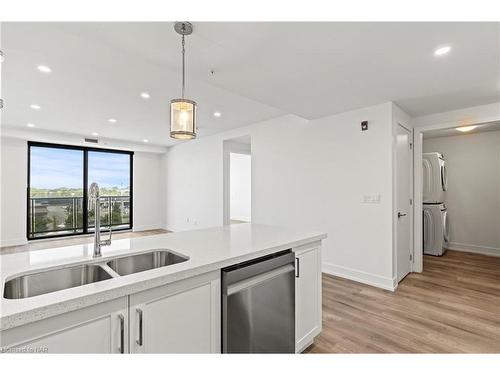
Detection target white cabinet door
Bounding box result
[129,271,220,353]
[294,242,322,353]
[1,297,128,354]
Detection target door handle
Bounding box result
[118,314,124,354]
[295,257,300,278]
[136,308,143,346]
[398,212,407,218]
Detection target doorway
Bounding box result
[229,153,251,223]
[415,121,500,272]
[223,136,251,225]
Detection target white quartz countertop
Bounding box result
[0,224,326,330]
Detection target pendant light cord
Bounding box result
[181,32,186,99]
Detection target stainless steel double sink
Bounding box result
[3,250,189,300]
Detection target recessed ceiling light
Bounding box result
[37,65,52,73]
[92,132,99,136]
[456,126,477,132]
[27,123,36,128]
[434,46,451,56]
[108,118,117,123]
[213,112,221,117]
[143,139,149,143]
[140,92,151,99]
[30,104,41,110]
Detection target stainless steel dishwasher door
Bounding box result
[222,251,295,353]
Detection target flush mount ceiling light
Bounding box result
[213,111,221,117]
[92,132,99,136]
[143,139,149,143]
[140,92,151,99]
[456,125,477,132]
[170,22,197,140]
[27,123,36,128]
[434,46,451,56]
[37,65,52,73]
[30,104,41,110]
[108,118,117,123]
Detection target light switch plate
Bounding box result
[363,194,381,204]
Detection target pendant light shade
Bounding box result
[170,22,197,140]
[170,98,197,139]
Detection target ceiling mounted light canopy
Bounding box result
[170,22,197,140]
[456,125,477,132]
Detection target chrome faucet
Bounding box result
[88,182,112,258]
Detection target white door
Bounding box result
[396,124,413,282]
[129,271,221,353]
[294,244,322,353]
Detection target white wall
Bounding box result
[166,102,401,290]
[423,131,500,255]
[165,134,225,231]
[252,104,396,290]
[229,153,251,222]
[0,137,28,246]
[0,136,166,246]
[132,151,166,231]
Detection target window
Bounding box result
[27,142,133,240]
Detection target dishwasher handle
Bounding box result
[226,264,295,296]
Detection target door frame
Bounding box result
[412,117,498,272]
[222,140,251,226]
[393,122,414,284]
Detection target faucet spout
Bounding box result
[89,182,112,257]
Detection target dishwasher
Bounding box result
[222,250,295,353]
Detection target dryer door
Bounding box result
[441,162,448,192]
[422,158,433,203]
[423,208,435,254]
[442,209,450,245]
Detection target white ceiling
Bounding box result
[423,121,500,139]
[1,22,499,147]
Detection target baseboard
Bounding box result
[0,238,28,248]
[163,224,187,232]
[448,242,500,257]
[133,224,165,232]
[322,262,397,291]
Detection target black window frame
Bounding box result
[27,141,134,241]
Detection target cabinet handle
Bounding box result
[295,257,300,278]
[136,308,143,346]
[118,314,124,354]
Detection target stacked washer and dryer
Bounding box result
[422,152,450,256]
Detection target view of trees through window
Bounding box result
[87,150,131,232]
[28,144,132,239]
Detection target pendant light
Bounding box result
[170,22,197,140]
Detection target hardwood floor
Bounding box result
[306,250,500,353]
[0,229,169,255]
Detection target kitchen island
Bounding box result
[0,224,326,353]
